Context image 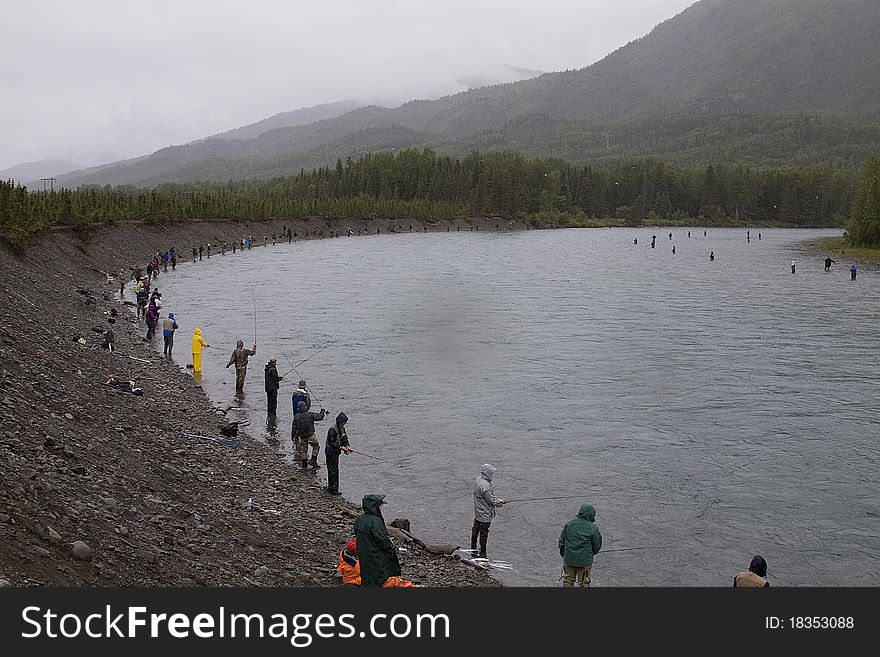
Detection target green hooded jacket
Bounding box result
[558,504,602,568]
[354,494,401,587]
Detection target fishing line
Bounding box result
[348,449,404,468]
[281,351,326,408]
[280,345,329,379]
[601,546,673,554]
[252,295,258,344]
[505,494,593,503]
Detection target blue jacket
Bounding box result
[325,416,350,456]
[162,315,178,337]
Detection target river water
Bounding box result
[152,227,880,586]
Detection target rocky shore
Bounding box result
[0,215,523,587]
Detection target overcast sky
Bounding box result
[0,0,696,172]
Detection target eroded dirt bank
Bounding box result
[0,215,522,587]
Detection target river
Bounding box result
[151,226,880,586]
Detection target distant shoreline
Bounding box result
[814,235,880,266]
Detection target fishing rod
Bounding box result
[504,495,592,503]
[252,295,258,344]
[280,351,326,408]
[279,345,328,378]
[601,546,674,554]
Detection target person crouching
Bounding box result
[338,539,361,586]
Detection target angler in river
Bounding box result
[471,464,509,559]
[190,328,209,377]
[264,356,283,415]
[292,379,310,413]
[226,339,257,393]
[558,503,602,587]
[325,412,351,495]
[162,313,178,357]
[734,555,769,588]
[293,400,327,470]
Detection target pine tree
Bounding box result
[847,155,880,246]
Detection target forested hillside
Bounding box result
[3,149,855,248]
[55,0,880,188]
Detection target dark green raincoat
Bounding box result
[354,494,401,587]
[558,503,602,568]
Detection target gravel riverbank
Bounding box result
[0,215,522,587]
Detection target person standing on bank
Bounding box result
[325,412,351,495]
[264,356,283,414]
[472,463,508,559]
[354,495,413,587]
[734,555,770,587]
[226,339,257,392]
[162,313,178,356]
[293,400,327,469]
[558,503,602,587]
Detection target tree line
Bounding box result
[0,149,868,249]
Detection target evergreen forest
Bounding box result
[1,150,863,249]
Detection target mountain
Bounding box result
[57,0,880,188]
[208,100,364,141]
[1,159,82,186]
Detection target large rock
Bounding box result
[71,541,92,561]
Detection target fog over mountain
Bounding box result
[0,0,696,175]
[47,0,880,188]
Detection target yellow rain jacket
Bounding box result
[191,328,208,371]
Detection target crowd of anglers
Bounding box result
[116,227,801,588]
[638,229,859,278]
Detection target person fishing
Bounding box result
[292,379,311,414]
[144,301,159,340]
[325,412,351,495]
[293,400,326,470]
[264,356,283,414]
[651,235,656,249]
[558,503,602,587]
[851,263,857,281]
[226,339,257,392]
[791,260,796,274]
[709,251,715,261]
[472,463,508,559]
[162,312,178,356]
[135,283,148,320]
[191,328,209,373]
[734,555,769,587]
[824,256,836,271]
